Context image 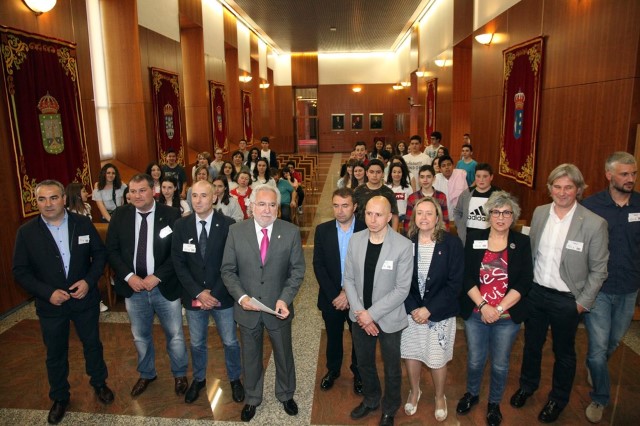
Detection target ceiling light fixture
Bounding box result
[23,0,57,15]
[238,74,252,83]
[475,33,495,46]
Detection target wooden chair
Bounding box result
[94,223,115,308]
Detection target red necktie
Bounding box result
[260,228,269,264]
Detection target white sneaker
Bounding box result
[99,301,109,312]
[585,401,604,423]
[182,307,186,316]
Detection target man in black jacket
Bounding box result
[13,180,113,424]
[313,188,366,394]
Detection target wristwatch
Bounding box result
[496,305,504,314]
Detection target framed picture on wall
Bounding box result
[331,114,345,131]
[369,113,383,130]
[351,113,363,130]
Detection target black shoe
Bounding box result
[47,400,68,425]
[174,376,189,395]
[282,398,298,415]
[456,392,479,414]
[94,385,114,404]
[510,388,533,408]
[131,376,157,397]
[380,413,394,426]
[487,403,503,426]
[350,402,379,419]
[231,379,245,402]
[320,370,340,390]
[184,379,206,404]
[353,376,363,395]
[241,404,257,422]
[538,400,563,423]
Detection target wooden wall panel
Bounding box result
[291,53,319,87]
[223,8,237,48]
[453,0,474,46]
[451,39,472,155]
[317,84,410,152]
[274,86,295,153]
[225,47,243,144]
[179,0,202,28]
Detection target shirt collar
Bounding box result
[335,217,356,233]
[42,210,68,227]
[136,201,157,215]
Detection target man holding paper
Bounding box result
[221,184,306,422]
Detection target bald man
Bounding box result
[343,196,413,426]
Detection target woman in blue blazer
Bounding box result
[401,197,464,421]
[456,191,533,426]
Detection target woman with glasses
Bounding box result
[456,191,533,426]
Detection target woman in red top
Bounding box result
[230,170,252,219]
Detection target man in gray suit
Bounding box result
[221,184,305,422]
[343,196,413,426]
[510,164,609,424]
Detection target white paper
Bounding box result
[250,297,285,317]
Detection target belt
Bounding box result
[533,282,574,298]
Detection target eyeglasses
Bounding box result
[490,210,513,218]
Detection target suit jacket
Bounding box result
[106,203,181,300]
[13,212,106,315]
[221,218,305,330]
[343,226,413,333]
[530,203,609,309]
[460,228,533,323]
[404,232,464,322]
[313,218,366,312]
[172,211,235,310]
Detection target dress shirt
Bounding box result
[126,204,156,281]
[336,217,356,280]
[195,211,213,236]
[534,201,577,292]
[43,211,70,278]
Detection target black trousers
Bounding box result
[519,284,581,408]
[321,308,359,376]
[39,303,108,401]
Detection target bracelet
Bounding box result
[477,300,488,311]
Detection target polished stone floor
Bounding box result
[1,153,639,425]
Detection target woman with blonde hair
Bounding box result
[401,197,464,421]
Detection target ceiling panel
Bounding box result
[225,0,429,53]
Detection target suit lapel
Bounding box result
[327,223,341,269]
[248,219,261,261]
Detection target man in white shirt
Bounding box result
[509,164,608,424]
[433,155,468,222]
[403,134,431,185]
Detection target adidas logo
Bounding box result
[468,205,488,222]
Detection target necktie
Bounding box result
[260,228,269,265]
[136,212,151,278]
[199,220,207,259]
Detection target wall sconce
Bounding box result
[475,33,495,46]
[415,71,425,78]
[23,0,57,15]
[259,83,270,89]
[238,74,252,83]
[434,58,452,68]
[352,87,362,93]
[400,81,411,87]
[392,84,404,90]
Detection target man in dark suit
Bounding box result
[343,196,413,426]
[172,180,244,404]
[221,184,305,422]
[510,164,608,423]
[313,187,366,394]
[106,174,189,398]
[13,180,113,425]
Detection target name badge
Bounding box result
[78,235,90,244]
[159,225,172,238]
[566,240,584,252]
[629,213,640,222]
[473,240,488,249]
[183,243,196,253]
[382,260,394,270]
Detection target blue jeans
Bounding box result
[185,307,242,382]
[584,290,638,406]
[464,312,521,403]
[125,287,188,378]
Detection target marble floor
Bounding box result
[1,153,640,425]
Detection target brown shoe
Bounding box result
[175,376,189,395]
[131,376,157,397]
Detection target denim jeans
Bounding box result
[584,290,638,406]
[125,287,188,378]
[185,307,242,382]
[464,312,521,403]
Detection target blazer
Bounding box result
[343,226,413,333]
[106,203,181,300]
[172,211,235,310]
[530,203,609,309]
[313,218,366,312]
[404,232,464,322]
[13,212,106,315]
[221,218,306,330]
[460,228,533,323]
